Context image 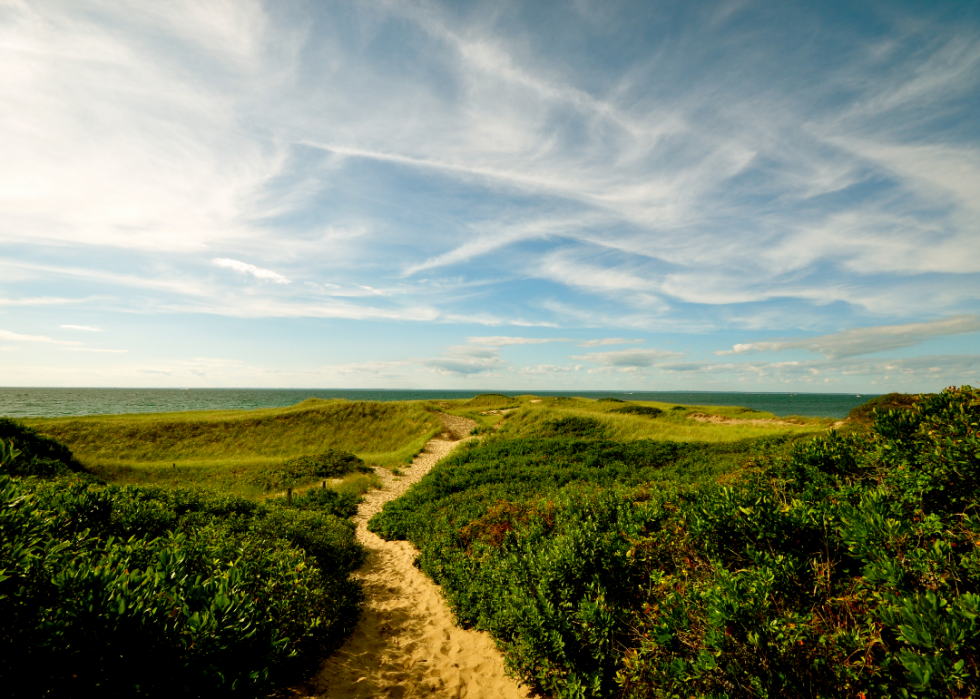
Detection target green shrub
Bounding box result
[370,386,980,699]
[248,449,370,491]
[540,416,610,439]
[268,486,360,518]
[0,417,81,476]
[847,392,918,424]
[612,405,664,418]
[0,473,364,696]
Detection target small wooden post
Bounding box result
[322,480,326,489]
[287,488,292,507]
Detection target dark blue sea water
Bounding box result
[0,387,877,419]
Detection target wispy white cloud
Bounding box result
[0,297,88,306]
[719,315,980,359]
[575,338,643,348]
[0,329,82,346]
[520,364,582,375]
[0,0,291,253]
[418,344,506,375]
[60,324,101,332]
[467,336,567,346]
[654,354,980,392]
[466,336,643,349]
[573,348,684,368]
[322,360,409,377]
[2,1,978,390]
[212,258,291,284]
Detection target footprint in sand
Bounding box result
[292,414,531,699]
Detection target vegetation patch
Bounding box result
[248,449,372,492]
[370,387,980,699]
[0,417,83,477]
[540,416,610,439]
[25,399,441,492]
[463,393,518,409]
[611,405,664,418]
[497,400,820,443]
[0,478,364,696]
[847,391,920,424]
[0,427,365,697]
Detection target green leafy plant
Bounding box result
[612,405,664,418]
[370,386,980,699]
[248,449,372,491]
[0,469,365,696]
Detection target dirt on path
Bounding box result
[294,413,531,699]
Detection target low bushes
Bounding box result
[611,405,664,418]
[248,449,372,491]
[0,442,364,696]
[0,416,81,476]
[371,386,980,698]
[615,386,980,699]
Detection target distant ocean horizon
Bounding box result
[0,387,878,419]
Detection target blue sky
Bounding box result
[1,0,979,391]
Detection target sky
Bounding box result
[1,0,979,392]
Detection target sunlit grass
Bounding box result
[24,393,832,497]
[492,397,832,442]
[26,398,443,494]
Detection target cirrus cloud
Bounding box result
[573,348,684,368]
[719,315,980,360]
[212,258,291,284]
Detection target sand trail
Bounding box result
[295,414,531,699]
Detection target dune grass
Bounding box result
[489,396,831,442]
[25,398,442,495]
[22,393,828,496]
[427,393,832,442]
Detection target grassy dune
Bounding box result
[25,398,442,494]
[440,394,831,442]
[23,393,827,495]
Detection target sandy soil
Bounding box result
[688,413,845,430]
[686,412,807,427]
[294,413,531,699]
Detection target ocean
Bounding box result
[0,387,877,419]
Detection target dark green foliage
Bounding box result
[612,405,664,418]
[0,464,364,696]
[597,398,626,403]
[370,437,757,542]
[540,416,610,439]
[848,392,919,424]
[617,386,980,699]
[269,486,360,518]
[371,386,980,699]
[368,436,778,696]
[0,417,81,476]
[670,406,686,411]
[249,449,371,491]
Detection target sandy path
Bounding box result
[294,414,531,699]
